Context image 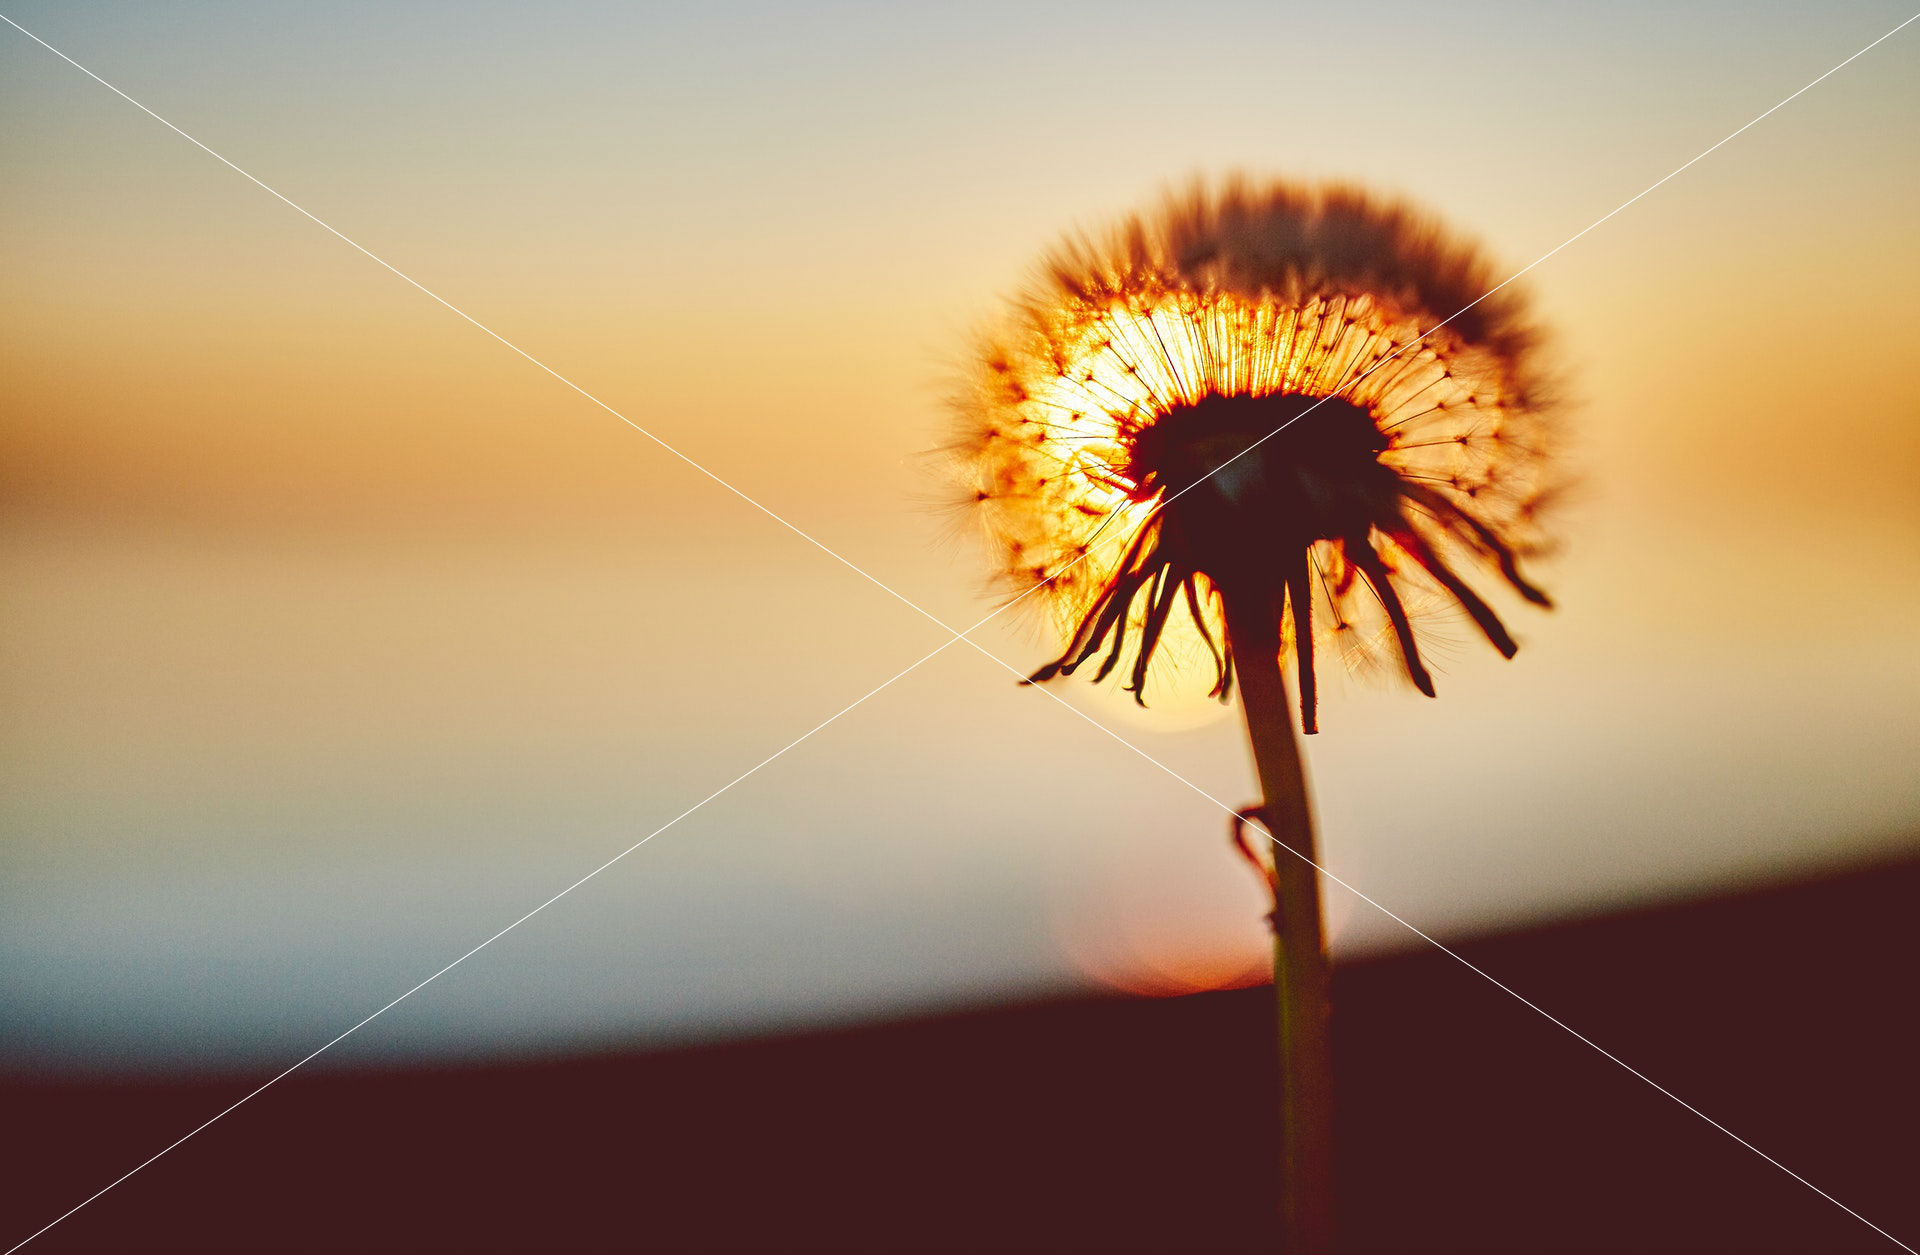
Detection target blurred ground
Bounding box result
[7,856,1916,1253]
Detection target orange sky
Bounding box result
[4,0,1918,1068]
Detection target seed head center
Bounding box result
[1124,393,1393,549]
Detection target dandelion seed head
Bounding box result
[951,177,1561,731]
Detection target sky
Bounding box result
[3,0,1918,1071]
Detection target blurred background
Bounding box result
[3,1,1917,1249]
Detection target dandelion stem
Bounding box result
[1222,590,1336,1255]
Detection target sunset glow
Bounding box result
[6,1,1917,1083]
[954,183,1556,726]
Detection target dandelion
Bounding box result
[947,178,1559,1253]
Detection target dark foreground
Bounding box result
[8,858,1917,1254]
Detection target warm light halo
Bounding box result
[954,180,1555,721]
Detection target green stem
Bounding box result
[1222,590,1337,1255]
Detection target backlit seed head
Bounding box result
[949,178,1561,732]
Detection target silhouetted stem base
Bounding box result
[1222,591,1336,1255]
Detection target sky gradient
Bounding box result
[4,0,1918,1070]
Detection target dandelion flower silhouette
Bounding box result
[952,178,1558,732]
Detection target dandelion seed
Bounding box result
[942,177,1565,1255]
[952,177,1557,733]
